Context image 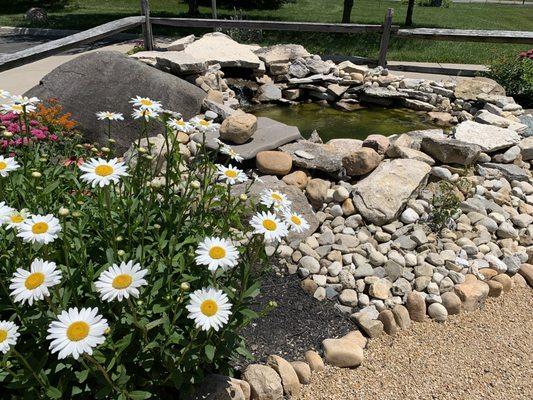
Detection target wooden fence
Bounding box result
[1,4,532,74]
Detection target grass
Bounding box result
[1,0,532,63]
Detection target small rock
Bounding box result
[242,364,283,400]
[378,309,399,335]
[256,151,292,176]
[266,355,300,397]
[290,361,311,385]
[304,350,325,372]
[391,304,411,330]
[487,280,503,297]
[219,113,257,144]
[406,292,426,322]
[428,303,448,322]
[342,147,382,176]
[322,338,364,368]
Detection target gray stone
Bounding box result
[352,159,431,226]
[453,121,520,153]
[165,34,195,51]
[480,163,531,182]
[518,137,533,160]
[421,137,481,166]
[254,44,311,65]
[197,117,302,160]
[257,84,282,101]
[280,140,345,174]
[25,51,206,153]
[428,303,448,322]
[454,77,505,101]
[386,145,435,165]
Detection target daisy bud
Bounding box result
[143,154,154,161]
[136,300,143,306]
[268,300,278,308]
[101,147,110,153]
[3,131,13,138]
[138,147,148,154]
[164,294,171,300]
[31,171,42,178]
[239,194,248,202]
[191,180,201,189]
[40,157,47,162]
[91,147,98,153]
[117,249,126,257]
[154,224,161,229]
[75,144,83,149]
[104,327,111,335]
[72,211,82,218]
[115,236,123,242]
[58,207,70,216]
[108,138,116,144]
[180,282,190,292]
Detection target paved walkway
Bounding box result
[298,286,533,400]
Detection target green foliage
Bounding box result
[197,0,293,10]
[416,0,451,8]
[484,56,533,107]
[429,181,461,232]
[0,101,270,398]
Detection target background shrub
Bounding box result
[484,55,533,107]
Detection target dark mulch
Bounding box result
[235,271,354,370]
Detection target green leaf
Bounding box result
[129,391,153,399]
[46,387,63,399]
[205,344,216,361]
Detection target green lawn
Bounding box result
[2,0,532,64]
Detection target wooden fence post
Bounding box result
[211,0,218,19]
[378,8,393,68]
[141,0,154,51]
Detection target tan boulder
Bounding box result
[406,292,426,322]
[519,263,533,287]
[378,309,399,335]
[305,178,330,208]
[304,350,325,372]
[242,364,283,400]
[266,355,300,397]
[322,338,364,368]
[492,274,513,292]
[282,170,308,189]
[441,291,461,315]
[392,304,411,329]
[342,147,382,176]
[363,134,390,155]
[256,151,292,175]
[341,330,367,349]
[290,361,311,384]
[487,280,503,297]
[454,279,490,311]
[479,268,499,280]
[219,113,257,144]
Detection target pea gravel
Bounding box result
[297,287,533,400]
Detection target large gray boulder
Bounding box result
[25,51,206,152]
[421,136,481,165]
[352,159,431,226]
[453,120,521,153]
[454,77,505,101]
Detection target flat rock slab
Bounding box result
[232,175,318,242]
[453,120,520,153]
[454,77,505,101]
[195,117,302,160]
[479,163,532,182]
[254,44,310,65]
[280,140,346,174]
[25,51,206,153]
[353,159,431,226]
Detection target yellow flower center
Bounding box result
[112,274,133,289]
[209,246,226,260]
[0,161,6,170]
[32,222,49,234]
[199,120,209,126]
[271,193,282,202]
[0,329,7,343]
[291,215,302,225]
[224,170,238,178]
[140,99,153,107]
[66,321,90,342]
[177,120,185,125]
[200,299,218,317]
[25,272,45,290]
[10,215,24,224]
[263,219,277,231]
[12,104,23,112]
[95,165,114,177]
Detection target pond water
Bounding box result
[252,103,439,142]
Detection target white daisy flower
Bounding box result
[132,108,159,121]
[17,214,61,244]
[0,202,14,221]
[2,209,29,230]
[284,210,310,233]
[96,111,124,121]
[0,155,21,177]
[129,96,162,111]
[10,95,40,106]
[215,140,244,163]
[94,261,148,302]
[79,158,128,188]
[167,117,193,133]
[0,89,11,99]
[186,287,232,331]
[250,211,289,243]
[216,164,248,185]
[0,321,19,354]
[260,189,292,211]
[195,237,240,272]
[191,117,218,132]
[47,307,108,360]
[9,259,62,305]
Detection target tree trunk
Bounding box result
[187,0,200,17]
[405,0,415,26]
[342,0,354,23]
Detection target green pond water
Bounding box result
[252,103,438,142]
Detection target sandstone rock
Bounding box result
[378,309,399,335]
[428,111,453,125]
[363,134,390,155]
[392,304,411,330]
[254,44,311,65]
[256,151,292,175]
[454,77,505,101]
[282,171,308,189]
[257,85,282,102]
[267,355,300,397]
[480,163,531,182]
[518,136,533,161]
[386,145,435,165]
[166,34,195,51]
[492,274,513,292]
[454,279,489,311]
[518,263,533,287]
[453,121,520,153]
[406,292,426,322]
[304,350,325,372]
[428,303,448,322]
[441,292,461,315]
[25,51,206,153]
[198,117,302,160]
[290,361,311,384]
[219,113,257,144]
[306,178,330,208]
[342,330,368,349]
[369,279,392,300]
[487,280,503,297]
[280,140,345,174]
[242,364,283,400]
[421,137,481,165]
[351,313,384,338]
[342,147,382,176]
[191,374,250,400]
[352,159,431,225]
[322,338,364,368]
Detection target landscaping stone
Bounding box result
[165,34,195,51]
[352,159,431,225]
[421,137,480,165]
[290,361,311,384]
[342,147,382,176]
[191,374,250,400]
[305,178,330,208]
[487,280,503,297]
[25,51,206,153]
[322,338,364,368]
[243,364,283,400]
[453,121,520,153]
[378,309,399,335]
[406,292,426,322]
[518,264,533,287]
[391,305,411,330]
[280,140,345,174]
[282,171,308,189]
[454,77,505,101]
[518,136,533,160]
[428,303,448,322]
[254,44,311,65]
[199,117,302,160]
[362,134,390,155]
[304,350,325,372]
[454,278,489,311]
[219,113,257,144]
[266,355,300,397]
[256,151,292,175]
[351,313,384,338]
[441,292,461,315]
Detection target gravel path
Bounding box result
[298,286,533,400]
